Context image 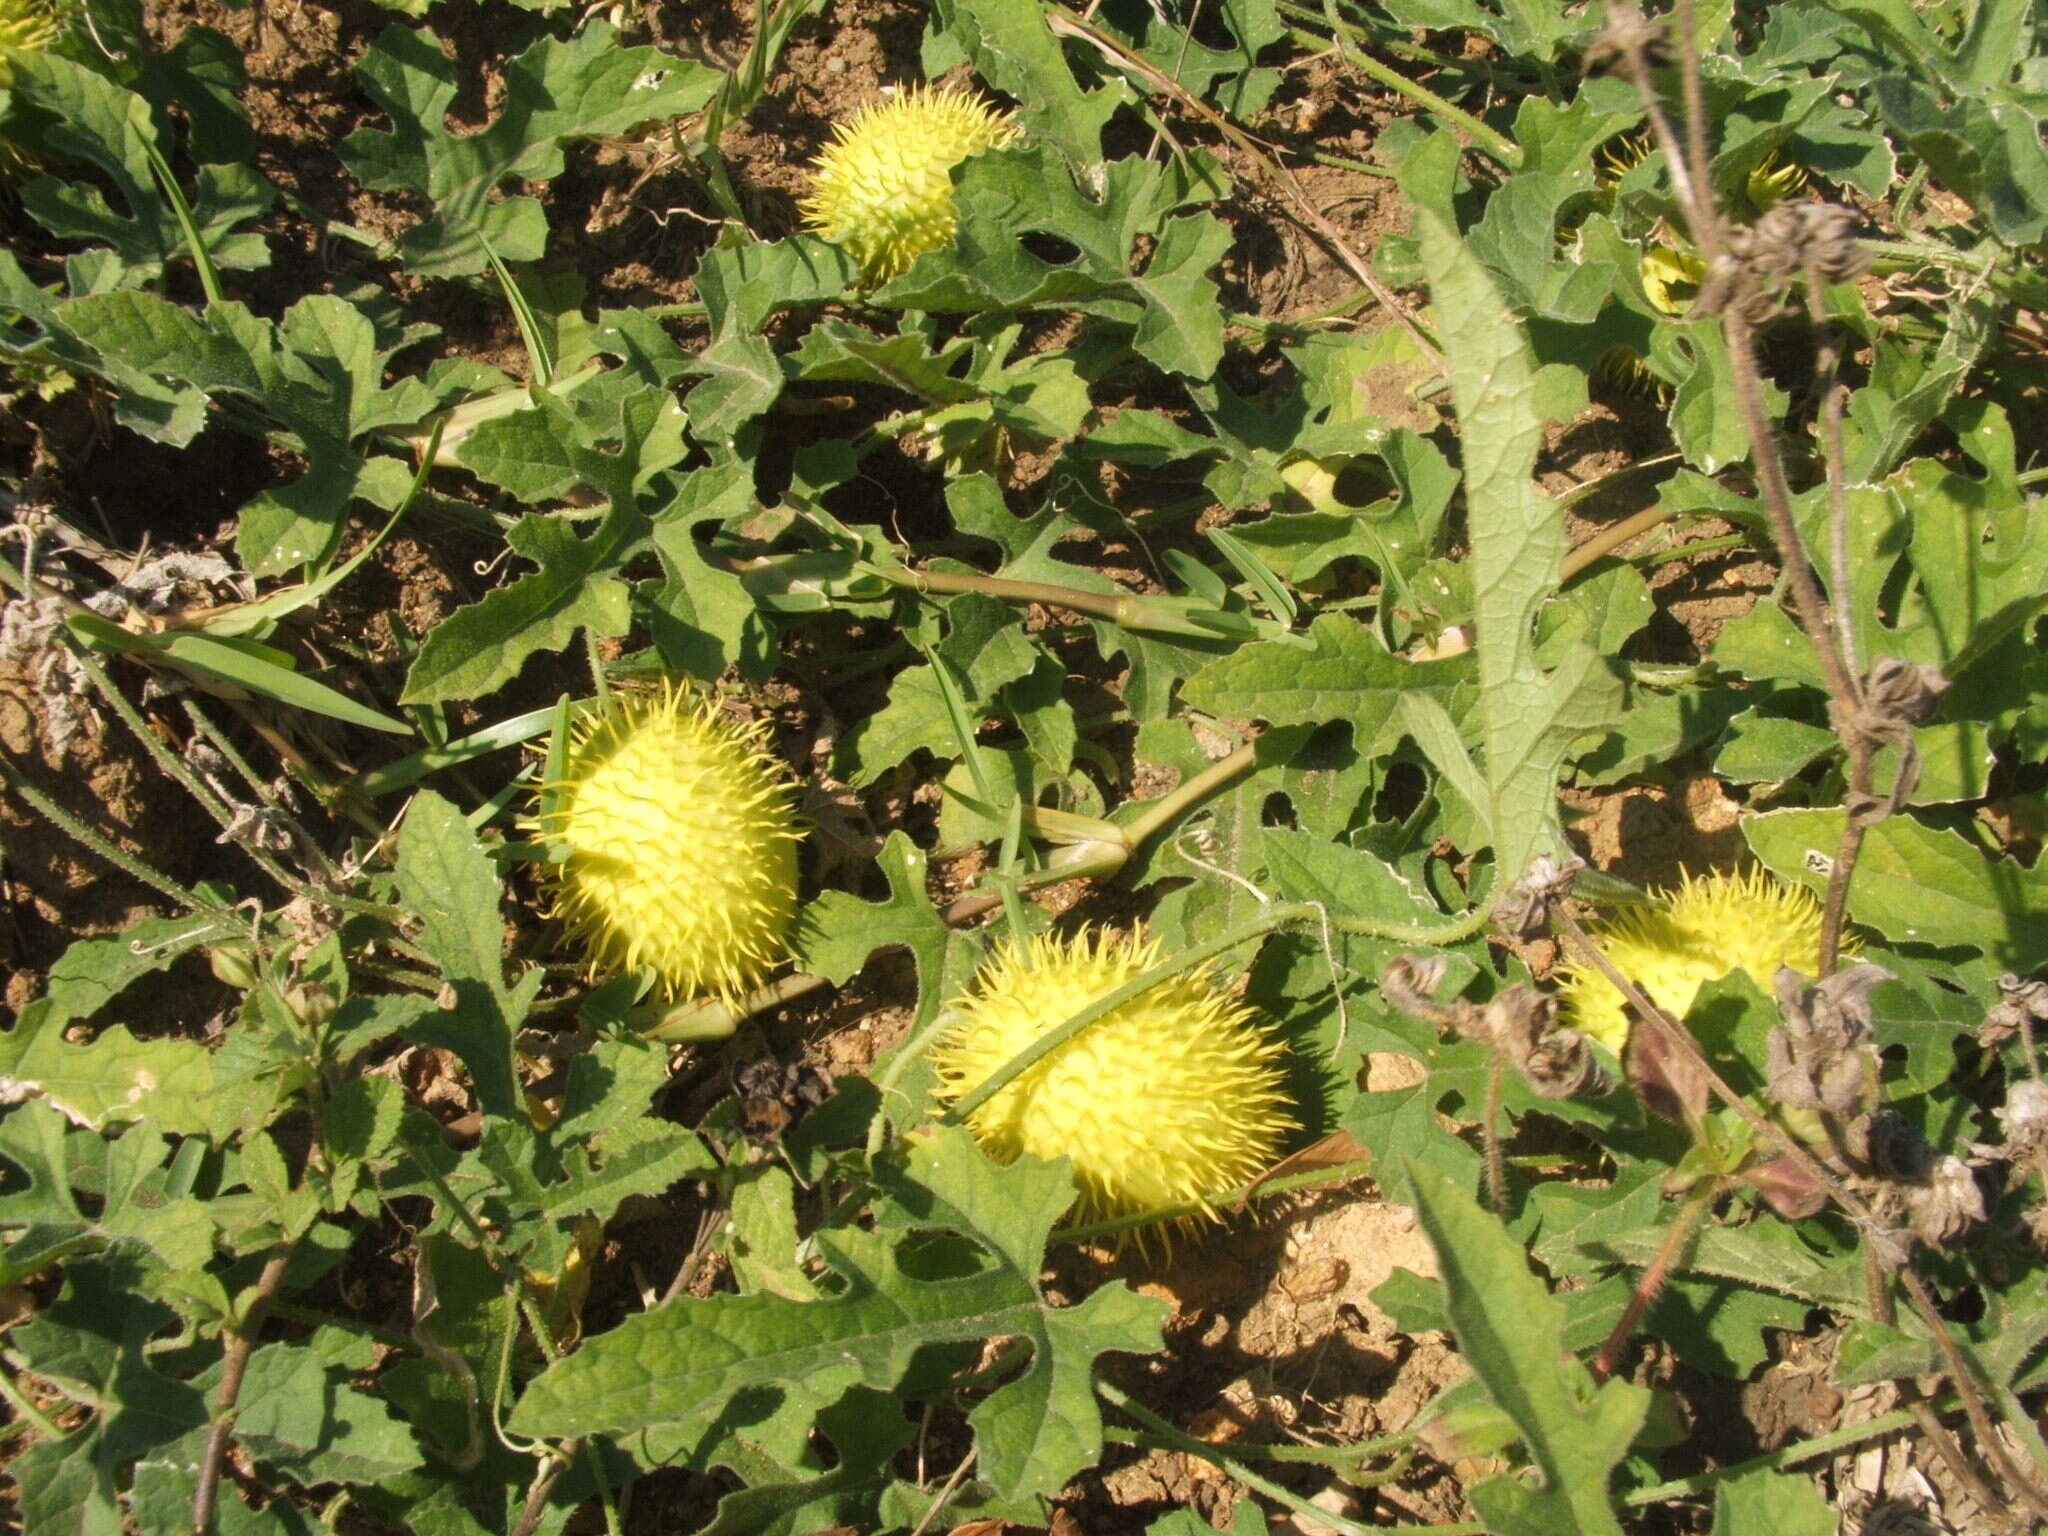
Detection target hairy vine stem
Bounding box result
[1589,1176,1718,1382]
[0,757,219,913]
[192,1246,294,1534]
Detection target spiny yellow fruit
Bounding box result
[1558,868,1842,1054]
[533,685,803,1002]
[1593,344,1670,403]
[1745,153,1808,212]
[801,84,1019,285]
[1596,130,1804,213]
[0,0,63,75]
[0,0,69,174]
[932,929,1294,1237]
[1640,243,1706,316]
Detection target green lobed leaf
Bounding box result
[11,52,273,279]
[1417,205,1625,887]
[1745,808,2048,970]
[229,1340,426,1486]
[36,916,225,1028]
[0,1101,218,1285]
[507,1126,1167,1500]
[402,508,634,704]
[1182,611,1470,739]
[793,831,954,1004]
[7,1260,212,1501]
[0,1000,222,1138]
[1872,76,2048,247]
[1406,1160,1648,1536]
[393,791,529,1120]
[691,1385,918,1536]
[1710,1466,1835,1536]
[338,22,721,276]
[57,291,435,575]
[927,0,1126,172]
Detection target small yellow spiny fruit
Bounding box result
[801,84,1019,285]
[534,685,803,1002]
[1557,868,1843,1054]
[1,0,67,174]
[1745,154,1808,212]
[0,0,62,76]
[1640,243,1706,316]
[932,929,1294,1237]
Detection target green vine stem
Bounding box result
[1097,1381,1478,1536]
[0,756,218,912]
[142,137,225,308]
[942,742,1261,926]
[1620,1406,1916,1506]
[1308,0,1522,166]
[871,563,1243,640]
[639,971,832,1043]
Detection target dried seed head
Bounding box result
[1765,962,1892,1126]
[1385,956,1608,1100]
[1978,974,2048,1051]
[1904,1155,1984,1250]
[1583,2,1670,75]
[1558,869,1837,1054]
[1995,1078,2048,1163]
[1693,200,1871,322]
[1381,954,1459,1027]
[1494,853,1583,941]
[931,929,1294,1236]
[801,85,1019,284]
[533,686,804,1003]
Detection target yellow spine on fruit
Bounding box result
[932,929,1294,1239]
[533,686,803,1003]
[801,84,1019,284]
[1557,868,1843,1053]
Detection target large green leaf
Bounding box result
[1407,1160,1649,1536]
[0,249,207,444]
[793,832,956,1008]
[873,146,1224,363]
[35,916,226,1028]
[11,53,273,280]
[406,389,685,703]
[1710,1467,1835,1536]
[927,0,1127,172]
[57,291,435,574]
[0,1000,222,1138]
[339,22,722,276]
[508,1126,1167,1501]
[1746,808,2048,971]
[1416,206,1625,887]
[393,791,532,1120]
[228,1340,426,1487]
[7,1261,212,1532]
[1182,612,1470,742]
[0,1100,218,1286]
